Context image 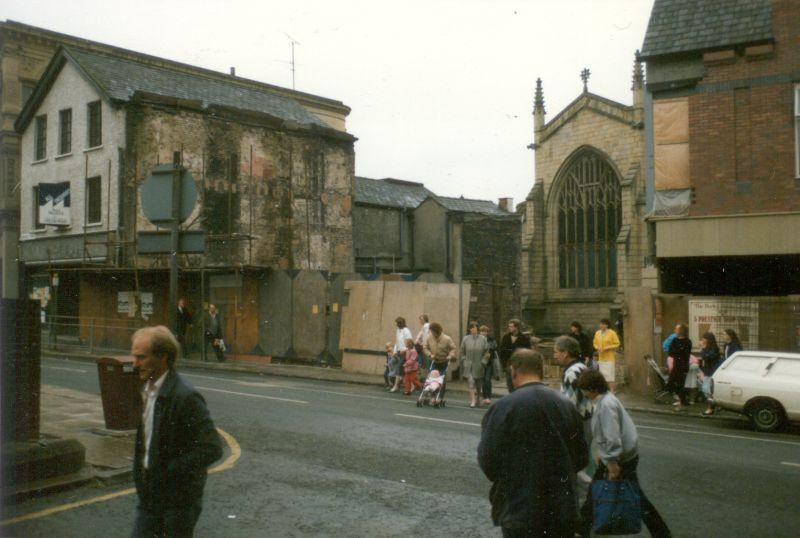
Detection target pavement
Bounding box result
[21,349,745,498]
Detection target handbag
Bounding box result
[591,479,642,535]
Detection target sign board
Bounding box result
[118,291,153,316]
[688,299,759,350]
[140,164,197,224]
[117,291,131,314]
[137,230,205,254]
[37,182,71,226]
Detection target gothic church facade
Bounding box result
[520,57,649,334]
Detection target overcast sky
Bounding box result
[6,0,654,208]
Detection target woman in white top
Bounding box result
[415,314,430,367]
[390,317,413,392]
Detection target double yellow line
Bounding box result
[1,428,241,527]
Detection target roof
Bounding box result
[1,20,349,113]
[435,196,510,217]
[354,177,432,209]
[16,46,346,134]
[641,0,773,59]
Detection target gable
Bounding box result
[536,93,634,146]
[18,59,106,135]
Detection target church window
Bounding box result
[557,151,621,289]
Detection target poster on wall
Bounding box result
[117,291,131,314]
[688,299,759,351]
[37,182,71,226]
[140,293,153,316]
[118,291,153,317]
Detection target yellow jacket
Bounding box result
[593,329,620,362]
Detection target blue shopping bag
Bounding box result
[591,479,642,535]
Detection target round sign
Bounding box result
[140,163,198,224]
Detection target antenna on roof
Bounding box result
[285,33,301,90]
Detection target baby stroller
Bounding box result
[645,354,673,404]
[417,369,446,408]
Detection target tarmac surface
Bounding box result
[3,353,798,536]
[22,351,752,492]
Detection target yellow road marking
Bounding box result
[1,427,240,527]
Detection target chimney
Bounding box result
[230,67,236,76]
[498,197,513,212]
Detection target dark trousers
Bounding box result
[504,367,514,393]
[177,332,189,358]
[666,359,689,404]
[205,336,225,362]
[482,362,493,399]
[133,504,201,538]
[579,457,671,538]
[133,472,202,537]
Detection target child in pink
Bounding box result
[402,338,422,394]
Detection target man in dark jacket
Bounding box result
[478,349,588,537]
[497,319,532,393]
[204,304,225,362]
[175,298,193,359]
[131,326,223,537]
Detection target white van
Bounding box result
[711,351,800,432]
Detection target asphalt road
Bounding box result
[3,358,800,537]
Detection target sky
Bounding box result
[5,0,655,209]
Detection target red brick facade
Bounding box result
[687,0,800,217]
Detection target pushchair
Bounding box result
[645,354,673,404]
[416,369,446,408]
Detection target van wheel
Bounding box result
[749,400,786,433]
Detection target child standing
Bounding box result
[384,342,398,389]
[402,338,423,395]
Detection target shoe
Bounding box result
[469,403,476,408]
[702,409,715,416]
[403,392,411,395]
[672,401,683,407]
[482,399,492,406]
[389,387,398,393]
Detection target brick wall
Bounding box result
[663,0,800,217]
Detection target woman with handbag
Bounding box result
[577,369,671,538]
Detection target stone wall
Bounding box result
[462,215,521,337]
[520,90,647,335]
[125,101,355,272]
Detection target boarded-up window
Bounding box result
[795,84,799,178]
[86,176,102,224]
[87,101,102,148]
[653,97,690,190]
[34,115,47,161]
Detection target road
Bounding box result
[3,358,800,537]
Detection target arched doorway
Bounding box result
[555,150,621,289]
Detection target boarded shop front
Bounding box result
[340,280,470,375]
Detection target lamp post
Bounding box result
[51,272,59,350]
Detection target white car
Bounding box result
[711,351,800,432]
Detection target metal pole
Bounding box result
[168,151,182,332]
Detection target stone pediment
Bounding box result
[536,92,636,146]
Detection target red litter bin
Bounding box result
[96,356,143,430]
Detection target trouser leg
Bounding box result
[621,460,671,538]
[504,367,514,393]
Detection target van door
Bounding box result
[766,358,800,419]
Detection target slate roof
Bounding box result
[354,177,432,209]
[641,0,773,59]
[65,47,328,126]
[436,196,510,217]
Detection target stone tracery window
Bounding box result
[557,151,621,289]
